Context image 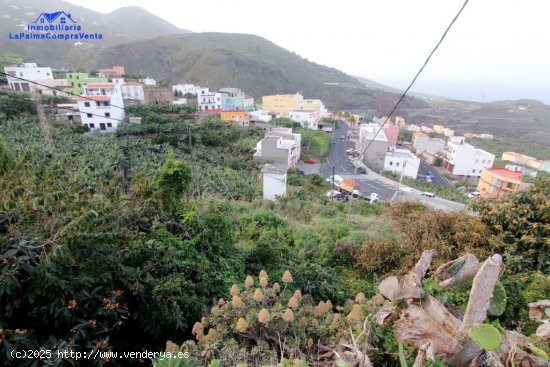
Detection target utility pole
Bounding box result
[32,92,54,152]
[331,166,335,202]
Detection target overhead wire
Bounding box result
[0,70,128,112]
[0,91,127,124]
[347,0,470,225]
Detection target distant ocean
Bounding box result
[372,77,549,105]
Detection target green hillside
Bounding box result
[64,32,429,111]
[0,0,188,66]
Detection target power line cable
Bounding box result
[0,71,128,112]
[347,0,470,225]
[0,91,127,124]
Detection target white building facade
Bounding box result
[249,109,272,123]
[141,77,157,86]
[288,109,319,129]
[262,164,287,200]
[443,136,495,177]
[173,84,199,96]
[121,81,145,101]
[4,63,53,92]
[384,148,420,179]
[254,128,301,169]
[197,88,222,112]
[77,83,125,132]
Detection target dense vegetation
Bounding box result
[0,100,548,366]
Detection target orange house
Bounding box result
[477,167,522,199]
[220,110,249,126]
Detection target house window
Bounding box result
[46,73,50,76]
[76,75,80,79]
[96,101,101,106]
[84,102,90,107]
[107,123,112,128]
[87,113,93,118]
[78,83,81,87]
[105,112,110,117]
[89,123,95,128]
[389,161,393,166]
[475,159,479,163]
[396,162,400,166]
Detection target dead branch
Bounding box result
[434,253,481,289]
[378,276,399,301]
[395,249,437,300]
[412,343,429,367]
[462,254,502,328]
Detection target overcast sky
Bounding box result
[64,0,550,103]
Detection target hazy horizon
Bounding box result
[59,0,550,105]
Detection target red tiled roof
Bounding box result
[123,81,142,86]
[86,83,115,88]
[414,132,429,138]
[486,168,522,181]
[77,95,111,101]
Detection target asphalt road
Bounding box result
[318,121,466,212]
[320,121,397,200]
[417,158,453,188]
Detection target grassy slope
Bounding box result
[467,137,550,161]
[296,127,331,160]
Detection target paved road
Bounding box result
[417,158,453,188]
[320,121,397,200]
[317,121,465,212]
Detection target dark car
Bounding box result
[296,169,305,176]
[358,167,367,174]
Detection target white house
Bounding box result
[262,164,287,200]
[420,126,434,133]
[121,81,145,101]
[4,63,53,92]
[405,124,421,132]
[172,83,199,96]
[77,83,125,132]
[288,109,319,129]
[140,77,157,86]
[384,148,420,179]
[249,109,272,123]
[442,136,495,177]
[173,98,188,105]
[254,128,301,169]
[442,128,455,137]
[197,88,222,112]
[412,132,445,154]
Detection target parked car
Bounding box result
[467,191,481,198]
[426,171,434,178]
[420,191,436,198]
[346,148,355,154]
[303,158,317,164]
[296,169,305,176]
[358,167,367,174]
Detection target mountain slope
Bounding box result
[0,0,188,66]
[64,32,429,111]
[73,32,362,96]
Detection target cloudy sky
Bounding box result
[64,0,549,103]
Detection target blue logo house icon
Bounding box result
[33,11,76,25]
[9,9,103,40]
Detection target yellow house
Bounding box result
[220,110,249,126]
[477,167,523,199]
[433,124,444,134]
[395,116,405,129]
[262,93,303,116]
[502,151,542,170]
